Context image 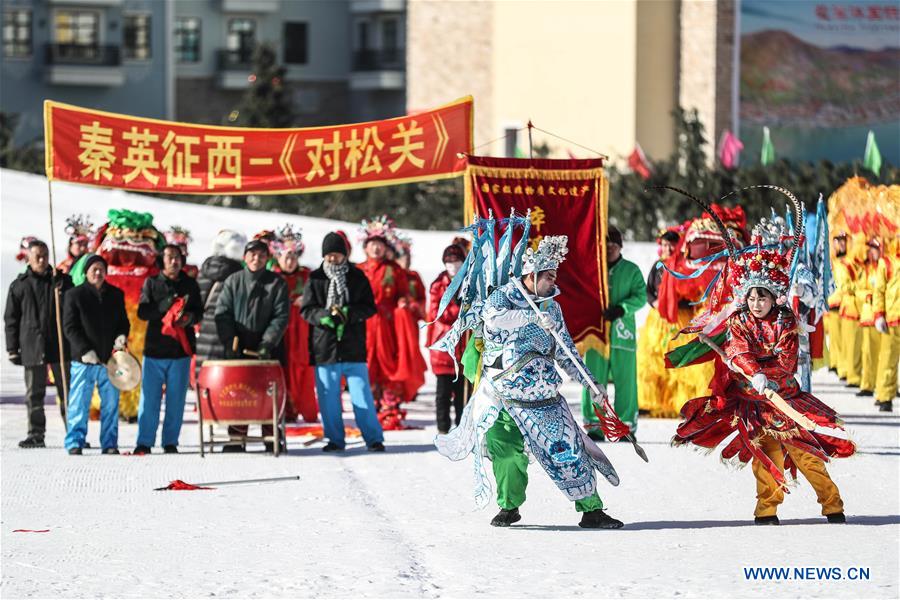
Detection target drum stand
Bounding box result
[198,381,286,457]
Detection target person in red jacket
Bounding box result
[427,243,468,433]
[272,225,317,423]
[56,215,93,274]
[357,216,410,430]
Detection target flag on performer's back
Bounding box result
[863,130,882,176]
[718,130,743,169]
[760,126,775,166]
[627,143,651,180]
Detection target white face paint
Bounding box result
[445,261,462,277]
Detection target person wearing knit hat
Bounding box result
[63,253,130,455]
[427,243,470,433]
[579,225,646,440]
[272,225,316,423]
[356,217,412,430]
[300,232,384,451]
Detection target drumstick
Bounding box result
[232,336,239,354]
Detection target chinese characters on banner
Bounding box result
[44,97,473,194]
[464,156,611,354]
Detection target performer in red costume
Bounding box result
[56,215,94,274]
[356,216,410,430]
[393,233,427,403]
[664,186,855,525]
[272,225,317,423]
[164,226,199,279]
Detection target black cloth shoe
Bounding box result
[133,445,151,455]
[222,444,245,453]
[322,442,344,452]
[855,389,874,397]
[579,509,624,529]
[18,436,45,449]
[367,442,386,452]
[490,508,521,527]
[102,448,120,455]
[68,447,82,455]
[754,515,780,525]
[879,400,893,412]
[826,512,846,524]
[163,445,178,454]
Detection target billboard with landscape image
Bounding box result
[739,0,900,166]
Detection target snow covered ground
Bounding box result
[1,371,898,598]
[1,168,898,598]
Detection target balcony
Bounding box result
[350,0,405,13]
[221,0,279,12]
[350,48,404,90]
[45,43,124,86]
[216,49,254,89]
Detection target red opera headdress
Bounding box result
[358,215,397,247]
[273,224,305,255]
[16,236,38,262]
[65,214,94,243]
[165,226,192,246]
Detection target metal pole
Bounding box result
[527,120,534,159]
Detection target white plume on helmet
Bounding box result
[212,229,247,261]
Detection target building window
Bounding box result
[3,8,32,58]
[175,17,200,63]
[226,18,255,64]
[357,21,369,51]
[123,14,150,60]
[381,18,398,61]
[284,22,307,64]
[53,9,100,60]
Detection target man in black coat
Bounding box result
[133,245,203,455]
[63,255,130,455]
[300,232,384,452]
[4,240,72,448]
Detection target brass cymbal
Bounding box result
[106,351,142,391]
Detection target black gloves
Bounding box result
[158,293,177,314]
[8,352,22,366]
[602,305,625,321]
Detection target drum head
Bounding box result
[107,351,142,391]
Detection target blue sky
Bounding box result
[741,0,899,51]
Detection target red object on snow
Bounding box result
[157,480,213,491]
[13,529,50,533]
[627,144,652,180]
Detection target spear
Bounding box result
[511,278,649,462]
[698,333,849,440]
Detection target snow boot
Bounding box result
[754,515,780,525]
[490,508,521,527]
[579,509,624,529]
[18,436,45,449]
[826,512,846,524]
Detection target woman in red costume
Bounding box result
[663,186,855,526]
[272,225,317,423]
[356,216,410,430]
[392,233,427,403]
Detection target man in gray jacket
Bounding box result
[215,239,290,451]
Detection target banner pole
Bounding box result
[47,178,69,415]
[527,120,534,159]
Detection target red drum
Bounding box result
[198,360,285,424]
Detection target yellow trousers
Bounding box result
[826,311,842,370]
[840,317,862,385]
[860,326,883,392]
[875,325,900,403]
[752,435,844,518]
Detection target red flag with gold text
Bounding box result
[44,97,473,195]
[464,156,610,353]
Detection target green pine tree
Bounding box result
[230,43,294,128]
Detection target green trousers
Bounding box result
[484,409,603,512]
[580,347,638,432]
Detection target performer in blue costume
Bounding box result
[433,217,634,529]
